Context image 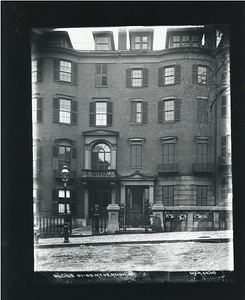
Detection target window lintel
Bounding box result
[160,136,178,145]
[194,136,211,144]
[128,137,145,146]
[55,138,75,146]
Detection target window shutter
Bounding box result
[52,189,58,215]
[107,102,113,126]
[192,64,198,84]
[95,65,101,86]
[37,58,43,82]
[175,65,181,84]
[126,69,131,87]
[72,62,77,85]
[142,101,148,124]
[52,145,58,170]
[142,68,148,87]
[71,147,77,172]
[71,100,77,125]
[102,64,107,74]
[53,97,60,123]
[37,97,43,122]
[158,100,163,123]
[221,96,227,117]
[36,145,42,170]
[37,188,43,200]
[158,67,164,86]
[131,102,137,123]
[175,99,181,121]
[54,59,60,81]
[89,102,95,126]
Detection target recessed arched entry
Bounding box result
[91,142,111,170]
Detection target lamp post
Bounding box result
[61,166,69,243]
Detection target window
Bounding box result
[171,34,201,48]
[32,97,43,123]
[54,59,77,85]
[221,96,227,117]
[163,143,174,165]
[126,68,148,87]
[53,97,77,125]
[33,142,42,172]
[131,101,148,124]
[197,143,208,164]
[91,143,111,170]
[221,135,231,163]
[158,65,181,86]
[197,97,208,123]
[173,35,180,47]
[197,186,207,206]
[158,98,181,123]
[95,64,107,86]
[33,187,42,214]
[134,35,148,49]
[58,189,71,213]
[52,189,77,215]
[32,59,43,82]
[52,139,77,175]
[128,138,145,168]
[58,146,71,171]
[97,36,109,50]
[162,186,174,206]
[89,101,113,126]
[131,145,142,167]
[192,65,208,84]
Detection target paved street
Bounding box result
[34,230,233,272]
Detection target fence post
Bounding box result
[107,204,120,234]
[151,204,164,232]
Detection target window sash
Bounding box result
[60,60,72,82]
[130,144,142,167]
[198,66,207,84]
[165,67,175,85]
[132,69,142,86]
[97,37,109,50]
[96,102,107,125]
[164,100,174,121]
[59,99,71,123]
[163,186,174,206]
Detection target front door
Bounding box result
[89,188,110,218]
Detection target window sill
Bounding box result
[131,123,143,126]
[95,85,108,88]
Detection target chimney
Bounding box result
[118,28,127,50]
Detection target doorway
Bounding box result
[89,188,110,218]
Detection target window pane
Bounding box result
[60,99,71,111]
[132,69,142,86]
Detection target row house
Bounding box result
[32,25,232,235]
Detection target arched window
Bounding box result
[91,143,111,170]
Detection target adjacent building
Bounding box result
[32,25,232,234]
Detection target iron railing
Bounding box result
[193,163,215,172]
[157,163,179,173]
[81,169,117,178]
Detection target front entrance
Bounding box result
[89,188,110,218]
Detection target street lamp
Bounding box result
[61,165,69,243]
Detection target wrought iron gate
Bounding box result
[119,203,153,231]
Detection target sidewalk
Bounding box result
[35,230,233,248]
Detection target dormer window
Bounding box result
[168,32,202,48]
[129,30,153,50]
[93,31,115,51]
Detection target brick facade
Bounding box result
[32,26,232,231]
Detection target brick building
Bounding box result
[32,25,232,234]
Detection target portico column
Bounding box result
[84,144,90,169]
[149,185,154,204]
[111,144,117,169]
[120,184,125,205]
[82,183,89,220]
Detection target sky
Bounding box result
[53,26,203,51]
